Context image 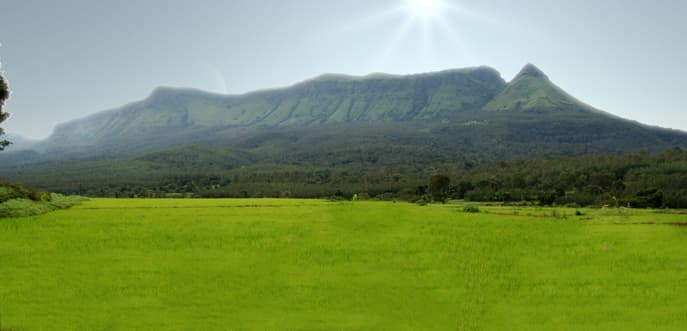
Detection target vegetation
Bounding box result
[0,70,10,150]
[0,64,685,211]
[0,183,85,218]
[32,67,505,156]
[4,149,686,209]
[0,199,685,330]
[429,174,450,202]
[1,65,686,206]
[463,205,480,213]
[484,63,591,112]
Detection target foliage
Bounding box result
[429,174,450,203]
[0,71,10,150]
[415,195,431,206]
[463,205,480,213]
[0,183,83,218]
[4,149,687,209]
[0,183,49,203]
[1,199,686,330]
[0,194,85,218]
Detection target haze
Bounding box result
[1,0,686,139]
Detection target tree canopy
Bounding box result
[429,174,451,203]
[0,71,10,150]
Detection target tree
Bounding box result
[0,70,10,150]
[429,174,451,203]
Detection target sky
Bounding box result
[0,0,686,139]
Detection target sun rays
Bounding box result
[403,0,447,20]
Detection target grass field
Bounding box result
[0,199,686,330]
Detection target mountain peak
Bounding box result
[484,63,594,112]
[513,63,549,81]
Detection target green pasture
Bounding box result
[0,199,686,330]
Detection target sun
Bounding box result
[405,0,445,19]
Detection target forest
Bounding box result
[10,148,683,209]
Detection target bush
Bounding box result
[0,184,32,203]
[0,194,86,218]
[415,196,431,206]
[463,205,480,213]
[0,199,52,217]
[29,190,52,202]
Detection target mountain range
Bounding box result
[1,64,686,196]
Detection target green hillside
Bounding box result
[10,64,684,162]
[484,64,594,112]
[35,67,505,155]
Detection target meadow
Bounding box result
[0,199,686,330]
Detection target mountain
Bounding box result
[24,63,687,159]
[33,66,506,156]
[2,64,687,197]
[484,63,595,112]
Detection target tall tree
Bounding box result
[429,174,451,203]
[0,70,10,150]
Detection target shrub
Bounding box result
[29,190,52,202]
[463,205,480,213]
[415,196,431,206]
[0,199,51,217]
[0,184,32,203]
[0,195,86,218]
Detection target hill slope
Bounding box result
[484,64,595,112]
[13,64,685,162]
[34,66,506,156]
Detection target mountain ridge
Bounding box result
[3,64,686,166]
[33,65,511,154]
[484,63,597,113]
[3,64,687,197]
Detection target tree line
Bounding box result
[35,148,687,209]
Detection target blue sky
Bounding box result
[1,0,686,138]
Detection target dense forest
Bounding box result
[7,148,684,209]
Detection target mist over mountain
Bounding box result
[2,133,38,152]
[2,64,687,196]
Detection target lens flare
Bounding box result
[405,0,445,19]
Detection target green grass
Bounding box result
[0,199,686,330]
